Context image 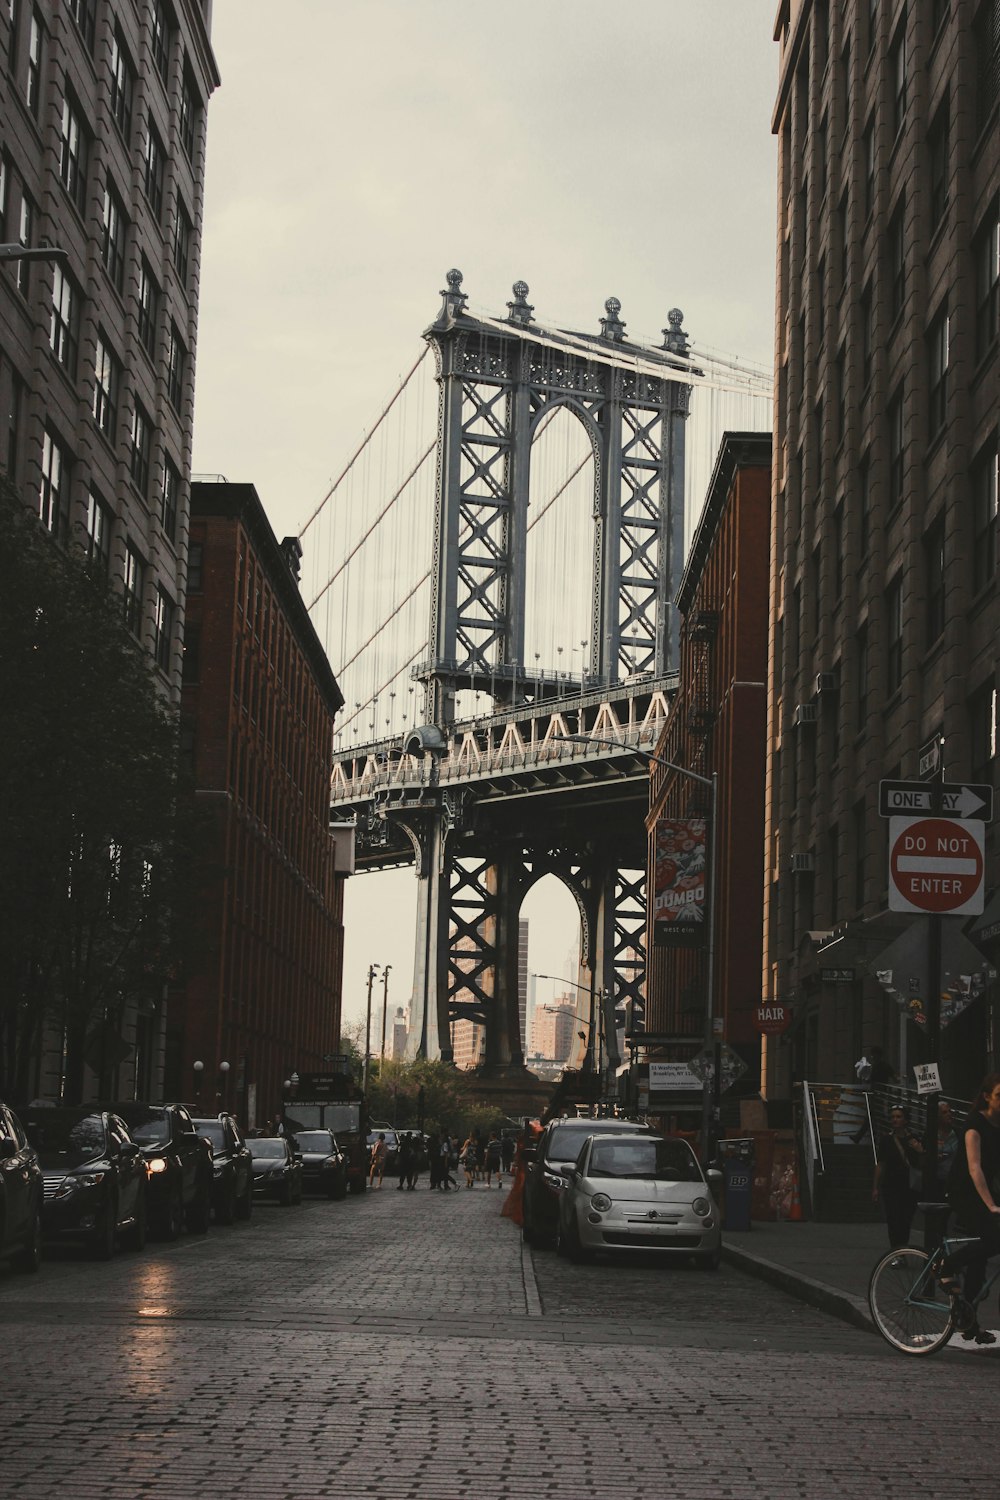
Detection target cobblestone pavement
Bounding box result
[0,1178,993,1498]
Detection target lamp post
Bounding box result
[556,733,719,1161]
[192,1059,204,1101]
[363,964,381,1097]
[0,242,68,263]
[218,1060,230,1107]
[380,965,392,1062]
[534,973,604,1078]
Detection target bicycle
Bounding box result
[868,1201,1000,1355]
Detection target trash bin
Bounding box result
[717,1138,754,1232]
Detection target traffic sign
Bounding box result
[687,1044,748,1092]
[754,1002,793,1035]
[879,779,993,821]
[888,816,985,915]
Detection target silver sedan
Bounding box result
[556,1133,722,1269]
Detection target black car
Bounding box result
[191,1114,254,1224]
[0,1102,43,1273]
[24,1107,147,1259]
[522,1116,655,1248]
[109,1102,213,1238]
[292,1129,348,1199]
[248,1136,303,1205]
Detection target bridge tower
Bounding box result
[395,273,697,1077]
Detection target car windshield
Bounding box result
[294,1132,334,1152]
[25,1112,107,1164]
[193,1121,227,1151]
[587,1139,702,1182]
[547,1124,630,1163]
[249,1139,285,1159]
[114,1107,170,1145]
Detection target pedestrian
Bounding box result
[461,1134,478,1188]
[427,1131,441,1190]
[396,1132,413,1190]
[501,1120,543,1226]
[406,1136,421,1190]
[439,1131,457,1190]
[935,1073,1000,1345]
[851,1044,896,1143]
[872,1105,923,1248]
[369,1132,387,1189]
[485,1130,503,1187]
[935,1100,960,1196]
[500,1132,515,1177]
[475,1131,487,1182]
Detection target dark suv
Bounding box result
[293,1129,348,1199]
[191,1114,254,1224]
[24,1107,147,1259]
[522,1116,654,1248]
[0,1102,43,1273]
[109,1103,213,1238]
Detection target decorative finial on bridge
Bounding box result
[662,308,690,357]
[437,268,468,322]
[506,281,534,325]
[600,296,626,342]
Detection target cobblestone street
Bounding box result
[0,1182,993,1498]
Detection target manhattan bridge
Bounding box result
[300,272,771,1082]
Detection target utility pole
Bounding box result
[380,965,392,1062]
[363,963,380,1097]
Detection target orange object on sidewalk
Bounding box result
[788,1172,803,1222]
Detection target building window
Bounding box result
[974,202,999,364]
[888,387,904,510]
[166,321,186,412]
[932,0,949,34]
[26,8,41,119]
[887,196,906,322]
[856,624,869,732]
[886,576,903,694]
[928,97,950,232]
[187,539,203,592]
[137,256,159,356]
[160,454,179,541]
[973,439,999,594]
[129,400,152,495]
[924,517,945,646]
[838,190,849,288]
[14,189,33,298]
[860,282,874,387]
[49,262,79,376]
[975,0,999,134]
[816,113,828,201]
[839,33,852,134]
[151,0,174,83]
[816,254,826,343]
[173,196,192,285]
[153,588,174,672]
[59,89,89,216]
[67,0,95,51]
[835,347,846,444]
[143,120,165,220]
[85,488,111,573]
[38,428,66,535]
[7,0,18,72]
[927,305,949,436]
[110,27,135,142]
[180,61,201,160]
[101,176,127,293]
[92,333,120,439]
[865,0,878,56]
[889,16,907,138]
[863,118,876,220]
[123,544,144,637]
[970,680,998,784]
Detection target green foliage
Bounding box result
[0,478,197,1099]
[367,1055,495,1136]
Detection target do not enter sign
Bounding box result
[889,816,985,915]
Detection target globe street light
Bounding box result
[555,733,720,1161]
[192,1059,204,1101]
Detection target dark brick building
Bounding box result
[174,480,348,1128]
[645,433,771,1088]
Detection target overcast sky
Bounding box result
[191,0,780,1035]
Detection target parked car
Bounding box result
[292,1129,348,1199]
[24,1107,147,1259]
[109,1102,214,1238]
[248,1136,303,1205]
[556,1133,722,1268]
[522,1116,654,1248]
[191,1114,254,1224]
[0,1101,43,1273]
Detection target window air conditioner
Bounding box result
[815,672,837,694]
[793,702,818,726]
[790,852,815,874]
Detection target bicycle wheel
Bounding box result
[868,1247,955,1356]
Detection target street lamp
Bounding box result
[380,965,392,1062]
[556,733,720,1161]
[534,973,602,1077]
[218,1059,230,1106]
[0,242,68,263]
[192,1059,204,1100]
[363,965,381,1097]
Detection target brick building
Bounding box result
[767,1,1000,1095]
[175,480,348,1129]
[531,1000,577,1065]
[645,433,771,1091]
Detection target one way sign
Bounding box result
[879,779,993,822]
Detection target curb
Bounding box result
[722,1240,874,1333]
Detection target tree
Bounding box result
[0,478,197,1100]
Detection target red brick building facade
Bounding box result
[645,434,771,1083]
[174,481,347,1127]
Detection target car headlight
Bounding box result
[323,1156,339,1168]
[590,1192,612,1212]
[692,1196,711,1216]
[213,1166,224,1178]
[75,1172,107,1188]
[543,1170,565,1191]
[147,1157,169,1174]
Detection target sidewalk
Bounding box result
[722,1218,891,1331]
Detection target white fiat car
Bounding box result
[556,1133,722,1269]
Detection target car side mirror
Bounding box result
[706,1168,723,1188]
[0,1137,18,1160]
[558,1163,575,1178]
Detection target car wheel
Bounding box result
[92,1196,117,1260]
[235,1180,253,1221]
[216,1180,237,1226]
[124,1192,147,1253]
[13,1204,43,1274]
[564,1213,589,1264]
[555,1219,569,1259]
[187,1181,211,1235]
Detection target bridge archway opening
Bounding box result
[521,871,588,1071]
[524,403,597,693]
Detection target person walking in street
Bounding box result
[427,1132,441,1190]
[474,1131,487,1183]
[485,1131,503,1187]
[872,1105,923,1248]
[369,1132,387,1189]
[500,1132,515,1179]
[439,1132,457,1190]
[934,1074,1000,1345]
[461,1135,478,1189]
[406,1136,421,1190]
[396,1132,413,1191]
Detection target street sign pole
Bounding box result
[923,760,943,1251]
